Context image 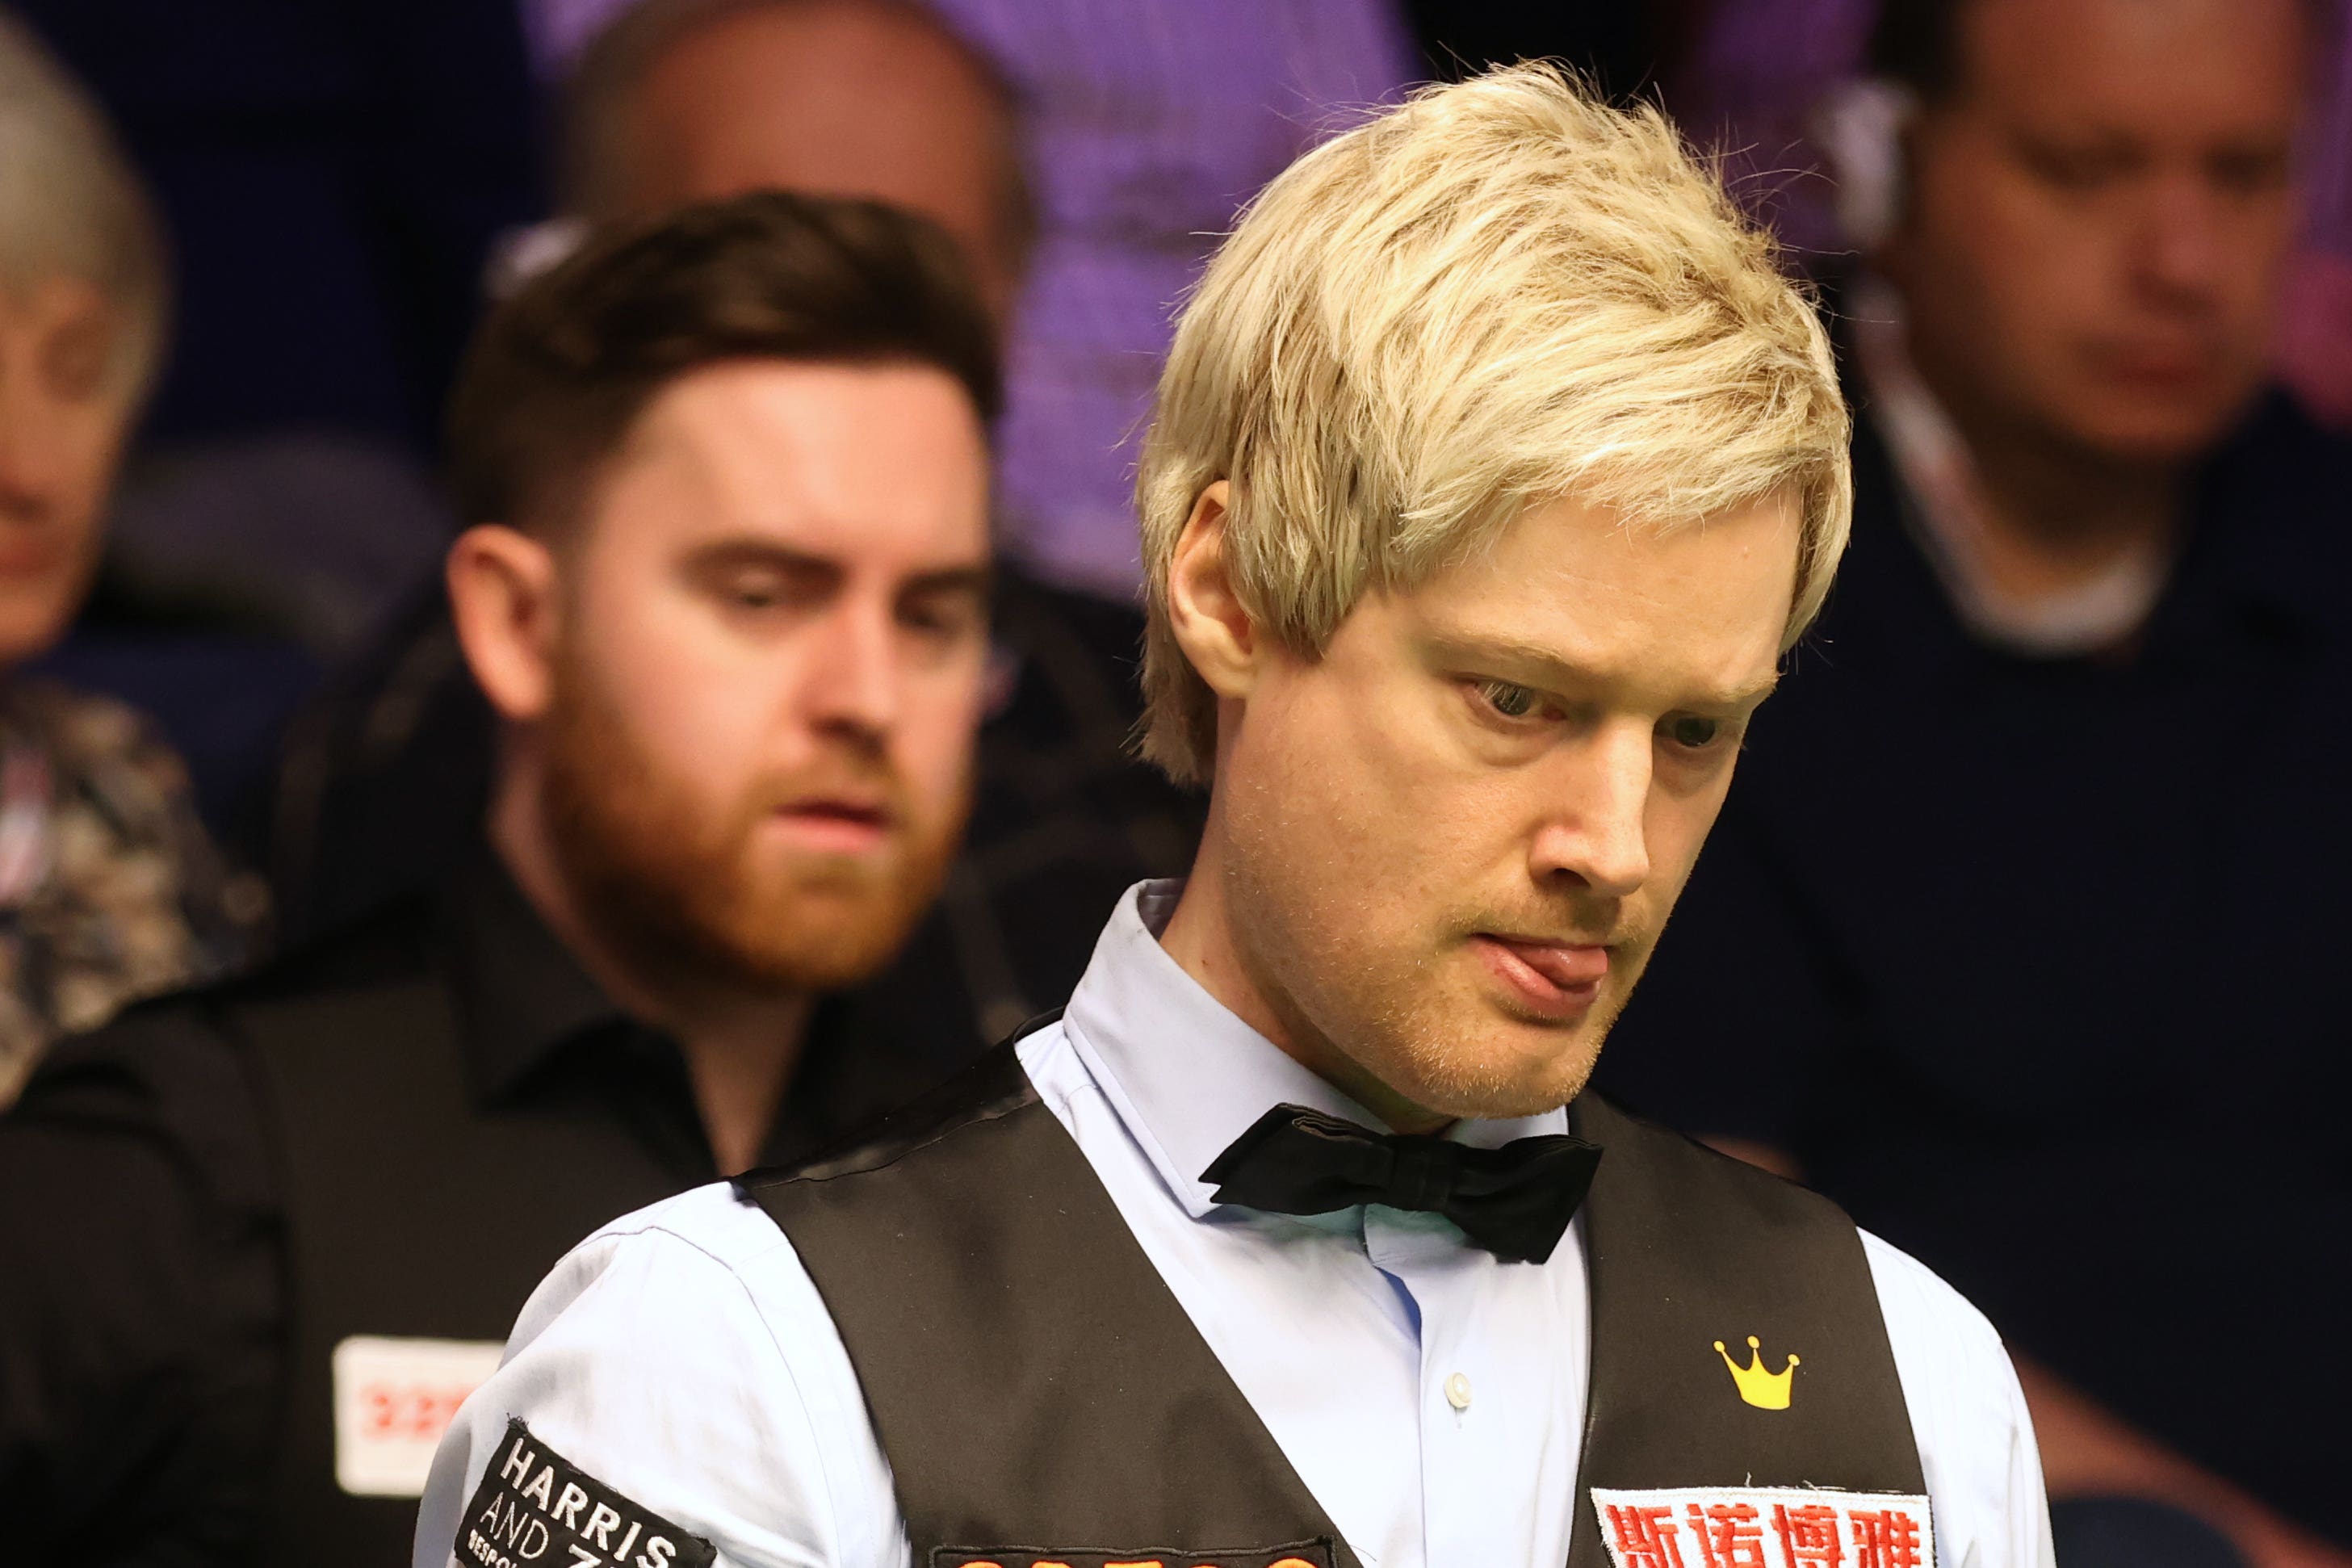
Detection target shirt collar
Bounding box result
[437,849,635,1106]
[1061,878,1568,1221]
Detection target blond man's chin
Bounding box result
[1356,1020,1612,1127]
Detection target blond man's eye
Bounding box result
[1478,680,1541,719]
[1666,715,1723,749]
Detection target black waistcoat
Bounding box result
[744,1042,1927,1568]
[239,974,690,1568]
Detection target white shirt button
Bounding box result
[1444,1372,1473,1411]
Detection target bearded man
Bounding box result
[0,191,996,1565]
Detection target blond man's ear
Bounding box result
[1164,480,1261,703]
[447,524,562,724]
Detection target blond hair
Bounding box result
[1135,64,1850,785]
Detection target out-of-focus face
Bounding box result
[1213,494,1799,1124]
[1885,0,2308,463]
[623,0,1020,319]
[534,360,991,992]
[0,275,128,665]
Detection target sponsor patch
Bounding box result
[456,1418,717,1568]
[1592,1486,1935,1568]
[931,1543,1337,1568]
[331,1334,504,1497]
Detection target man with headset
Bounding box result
[1606,2,2351,1561]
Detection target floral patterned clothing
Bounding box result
[0,679,265,1103]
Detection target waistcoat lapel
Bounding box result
[1566,1095,1926,1566]
[750,1042,1923,1568]
[746,1038,1359,1568]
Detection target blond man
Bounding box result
[416,66,2053,1568]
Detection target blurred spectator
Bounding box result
[0,0,547,836]
[1672,0,2352,427]
[10,0,539,452]
[0,193,999,1563]
[531,0,1420,596]
[270,0,1205,1050]
[0,13,262,1102]
[2,0,543,759]
[1599,0,2352,1562]
[556,0,1029,314]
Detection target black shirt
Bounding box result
[1595,389,2352,1543]
[0,853,967,1562]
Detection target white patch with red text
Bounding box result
[1591,1485,1935,1568]
[331,1334,505,1496]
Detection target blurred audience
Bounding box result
[560,0,1026,313]
[0,192,998,1562]
[1673,0,2352,426]
[270,0,1204,1050]
[0,0,544,836]
[6,0,543,663]
[11,0,539,453]
[533,0,1419,596]
[1599,0,2352,1562]
[0,13,262,1104]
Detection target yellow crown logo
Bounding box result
[1714,1335,1800,1410]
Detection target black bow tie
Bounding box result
[1200,1103,1604,1264]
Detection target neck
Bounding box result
[489,749,813,1176]
[1158,799,1451,1135]
[1911,332,2190,606]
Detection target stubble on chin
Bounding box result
[1361,955,1627,1121]
[1269,891,1660,1124]
[1235,912,1598,1126]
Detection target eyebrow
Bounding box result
[899,564,993,601]
[683,539,992,599]
[1428,631,1782,710]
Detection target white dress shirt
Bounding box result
[417,881,2056,1568]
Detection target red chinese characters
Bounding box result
[1685,1501,1771,1568]
[1605,1503,1689,1568]
[1850,1508,1928,1568]
[1772,1503,1845,1568]
[1593,1489,1933,1568]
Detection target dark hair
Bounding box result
[1868,0,2335,103]
[446,189,1000,531]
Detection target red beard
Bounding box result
[537,652,966,996]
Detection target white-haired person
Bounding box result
[415,65,2054,1568]
[0,10,259,1102]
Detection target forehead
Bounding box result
[588,358,991,567]
[635,4,1010,216]
[1397,493,1801,698]
[1957,0,2309,129]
